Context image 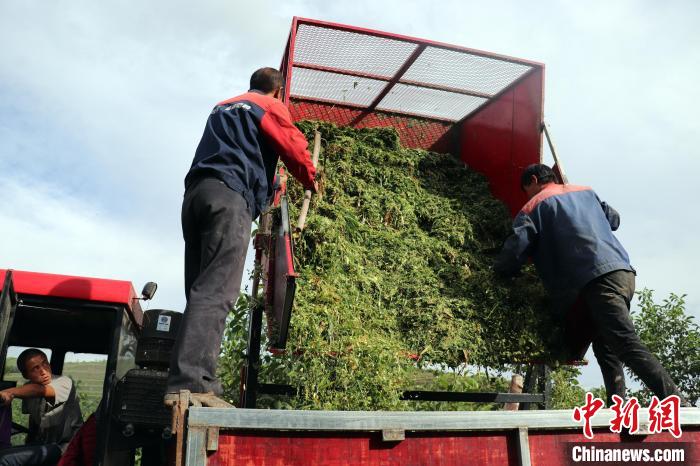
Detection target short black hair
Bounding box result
[250,67,284,94]
[520,164,556,190]
[17,348,48,377]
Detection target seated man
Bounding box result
[0,349,83,465]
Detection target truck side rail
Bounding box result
[188,407,700,432]
[184,408,700,466]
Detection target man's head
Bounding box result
[250,67,284,99]
[520,164,557,199]
[17,348,52,385]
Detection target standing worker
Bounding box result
[494,164,684,406]
[165,68,317,404]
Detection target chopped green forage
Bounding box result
[256,121,557,410]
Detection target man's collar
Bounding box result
[248,89,265,95]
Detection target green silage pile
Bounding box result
[277,121,551,410]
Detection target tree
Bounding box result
[549,366,587,409]
[628,289,700,406]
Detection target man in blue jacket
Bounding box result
[495,164,682,405]
[166,68,317,403]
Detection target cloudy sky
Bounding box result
[1,1,698,387]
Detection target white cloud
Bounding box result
[0,175,184,309]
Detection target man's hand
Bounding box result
[0,391,14,406]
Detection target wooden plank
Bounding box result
[504,374,524,411]
[296,129,321,232]
[542,122,568,184]
[173,390,191,466]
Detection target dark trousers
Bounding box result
[581,270,681,405]
[167,178,252,395]
[0,444,61,466]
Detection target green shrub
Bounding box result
[629,289,700,405]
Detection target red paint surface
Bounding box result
[528,428,700,465]
[209,427,700,465]
[289,100,454,154]
[210,431,519,466]
[0,269,142,318]
[460,70,543,216]
[511,68,544,209]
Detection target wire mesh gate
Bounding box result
[280,17,544,155]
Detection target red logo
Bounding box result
[609,395,640,434]
[573,393,683,438]
[573,392,605,439]
[648,395,682,438]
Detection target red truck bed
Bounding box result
[184,408,700,465]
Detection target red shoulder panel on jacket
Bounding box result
[521,184,592,215]
[217,91,276,110]
[259,103,316,190]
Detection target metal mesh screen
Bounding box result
[402,46,532,96]
[285,18,543,130]
[377,83,487,121]
[294,24,418,77]
[291,67,386,106]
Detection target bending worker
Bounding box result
[165,67,317,404]
[494,164,684,406]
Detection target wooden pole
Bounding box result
[296,129,321,232]
[503,374,524,411]
[542,122,568,184]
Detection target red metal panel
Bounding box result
[289,100,454,153]
[459,69,543,216]
[210,431,520,466]
[0,269,142,321]
[209,428,700,465]
[460,90,515,213]
[528,428,700,465]
[511,67,544,207]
